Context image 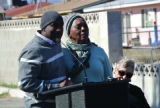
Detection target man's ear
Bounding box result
[41,28,47,37]
[42,27,46,32]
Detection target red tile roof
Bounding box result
[5,2,52,16]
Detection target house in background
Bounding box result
[82,0,160,46]
[0,6,5,20]
[3,0,160,46]
[0,0,13,10]
[5,2,52,19]
[14,0,102,16]
[21,0,158,47]
[0,0,27,10]
[4,0,114,18]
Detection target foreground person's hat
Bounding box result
[40,11,63,29]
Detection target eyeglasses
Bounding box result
[118,71,133,79]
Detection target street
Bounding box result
[0,97,23,108]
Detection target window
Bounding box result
[122,12,131,29]
[122,12,131,45]
[142,8,157,28]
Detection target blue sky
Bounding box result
[26,0,64,4]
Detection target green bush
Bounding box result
[0,92,9,98]
[0,83,18,88]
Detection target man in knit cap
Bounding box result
[18,11,69,108]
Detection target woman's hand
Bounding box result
[59,80,67,87]
[59,79,73,87]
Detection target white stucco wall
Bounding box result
[0,18,40,84]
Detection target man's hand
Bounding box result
[59,80,67,87]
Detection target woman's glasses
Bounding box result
[118,70,133,79]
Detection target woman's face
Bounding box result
[69,18,89,44]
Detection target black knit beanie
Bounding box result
[66,14,84,35]
[40,11,63,29]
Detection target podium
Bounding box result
[42,80,129,108]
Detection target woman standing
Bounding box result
[63,15,112,83]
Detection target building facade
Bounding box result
[83,0,160,46]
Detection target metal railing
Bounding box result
[122,30,160,64]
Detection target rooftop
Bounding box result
[16,0,100,17]
[5,2,52,17]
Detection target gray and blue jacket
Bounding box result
[18,33,66,104]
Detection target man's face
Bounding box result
[43,19,64,43]
[114,65,133,80]
[69,18,89,44]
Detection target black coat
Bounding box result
[128,84,150,108]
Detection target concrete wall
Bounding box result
[0,12,122,84]
[0,18,40,84]
[107,11,123,63]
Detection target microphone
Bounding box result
[61,41,88,83]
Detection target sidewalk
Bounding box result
[0,86,25,98]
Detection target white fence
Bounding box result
[132,63,160,108]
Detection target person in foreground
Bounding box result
[113,57,150,108]
[63,14,113,83]
[18,11,69,108]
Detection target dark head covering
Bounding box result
[66,14,85,35]
[40,11,63,30]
